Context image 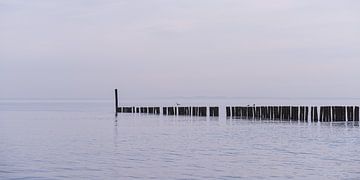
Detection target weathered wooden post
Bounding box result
[226,107,231,117]
[214,107,219,117]
[323,106,330,122]
[114,89,118,113]
[291,106,298,121]
[211,107,219,117]
[186,107,190,116]
[299,106,304,121]
[311,106,318,122]
[168,107,174,115]
[314,106,318,122]
[149,107,153,114]
[234,107,237,117]
[247,106,252,119]
[280,106,284,120]
[178,107,185,116]
[319,107,324,122]
[155,107,160,115]
[355,106,359,121]
[286,106,291,120]
[266,107,271,119]
[305,107,309,122]
[347,106,354,121]
[281,106,290,121]
[254,107,260,119]
[199,107,207,117]
[274,106,280,120]
[192,107,197,116]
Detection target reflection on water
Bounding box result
[1,100,360,179]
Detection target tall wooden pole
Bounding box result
[115,89,118,113]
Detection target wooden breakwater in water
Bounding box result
[114,89,359,122]
[226,106,359,122]
[118,106,215,117]
[227,106,309,121]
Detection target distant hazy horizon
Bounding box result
[1,0,360,99]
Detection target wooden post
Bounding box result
[168,107,174,115]
[114,89,118,113]
[192,107,197,116]
[355,106,359,121]
[199,107,207,117]
[347,106,353,121]
[156,107,160,115]
[275,106,280,120]
[314,107,318,122]
[320,107,324,122]
[255,107,260,119]
[299,106,304,121]
[267,107,271,119]
[291,106,298,121]
[270,107,274,120]
[226,107,231,117]
[210,107,219,117]
[325,106,331,122]
[178,107,185,116]
[247,106,252,119]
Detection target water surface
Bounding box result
[1,99,360,179]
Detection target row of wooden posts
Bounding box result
[227,106,308,121]
[114,89,360,122]
[117,105,360,122]
[117,106,219,117]
[226,106,359,122]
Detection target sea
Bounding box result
[1,98,360,179]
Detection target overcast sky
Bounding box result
[1,0,360,99]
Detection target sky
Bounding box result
[1,0,360,99]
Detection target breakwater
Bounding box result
[114,89,359,122]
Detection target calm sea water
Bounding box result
[1,99,360,179]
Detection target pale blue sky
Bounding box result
[1,0,360,99]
